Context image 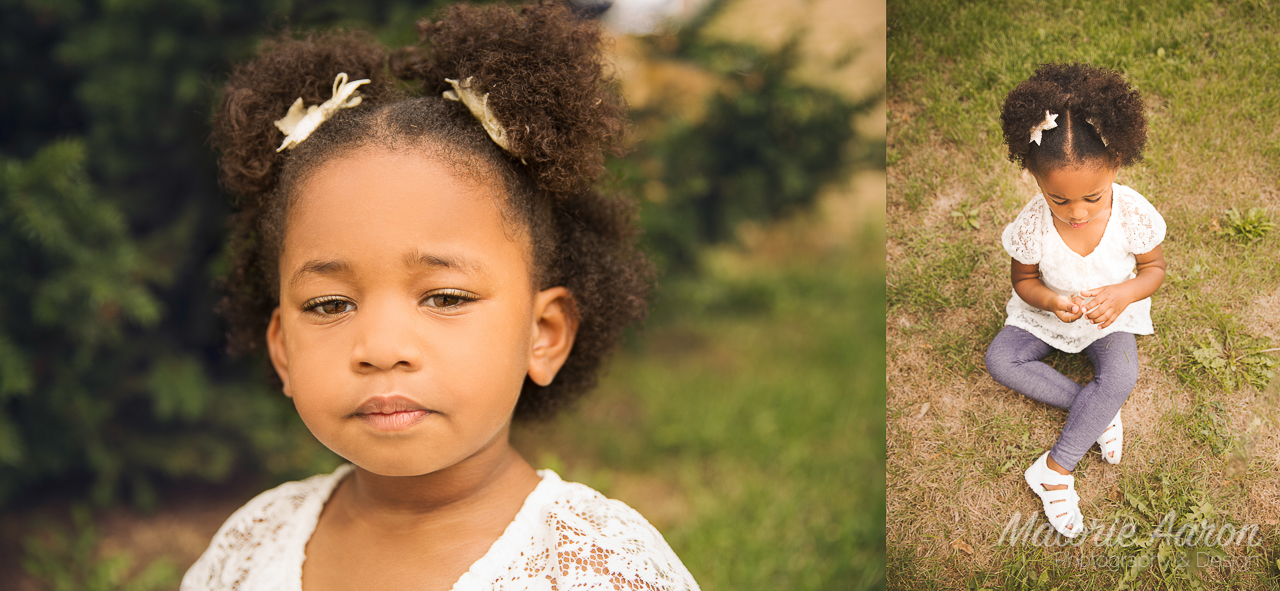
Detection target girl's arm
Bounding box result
[1011,259,1084,323]
[1081,244,1167,329]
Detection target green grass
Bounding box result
[888,0,1280,588]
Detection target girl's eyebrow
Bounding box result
[289,251,488,290]
[1048,190,1104,200]
[291,259,352,290]
[403,250,488,277]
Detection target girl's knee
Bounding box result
[984,342,1027,388]
[1097,361,1138,393]
[984,342,1010,379]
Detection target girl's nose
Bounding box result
[350,303,424,372]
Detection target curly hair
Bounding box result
[212,2,651,421]
[1000,63,1146,174]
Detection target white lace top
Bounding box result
[1000,184,1166,353]
[181,465,699,591]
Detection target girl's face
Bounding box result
[265,148,575,477]
[1031,164,1119,230]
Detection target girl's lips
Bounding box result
[1070,220,1088,228]
[360,410,431,431]
[351,394,435,431]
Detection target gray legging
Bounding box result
[984,325,1138,471]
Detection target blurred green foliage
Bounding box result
[0,0,875,511]
[0,0,470,508]
[626,0,883,272]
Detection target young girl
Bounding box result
[181,4,698,589]
[984,63,1167,538]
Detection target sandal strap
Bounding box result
[1047,506,1083,533]
[1034,461,1075,488]
[1038,487,1076,502]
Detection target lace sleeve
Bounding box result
[477,476,700,591]
[549,494,698,590]
[1116,187,1166,255]
[1002,197,1047,265]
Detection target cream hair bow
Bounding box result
[443,77,512,153]
[1029,110,1059,146]
[1085,117,1109,147]
[274,73,371,152]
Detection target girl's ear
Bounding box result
[527,286,578,386]
[265,307,293,398]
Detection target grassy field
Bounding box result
[887,0,1280,589]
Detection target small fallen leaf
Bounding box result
[916,402,931,419]
[950,538,974,555]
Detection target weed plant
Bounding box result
[1216,208,1275,244]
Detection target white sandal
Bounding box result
[1097,409,1123,464]
[1024,451,1084,538]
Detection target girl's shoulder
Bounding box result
[180,465,353,590]
[464,469,700,590]
[1002,195,1051,265]
[1111,184,1166,255]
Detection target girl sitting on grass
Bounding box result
[181,3,698,589]
[984,63,1167,538]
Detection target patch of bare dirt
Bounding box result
[1246,286,1280,342]
[923,186,966,228]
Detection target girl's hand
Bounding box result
[1051,295,1084,323]
[1079,285,1134,329]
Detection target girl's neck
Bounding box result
[301,429,542,590]
[338,432,540,528]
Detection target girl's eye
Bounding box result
[1053,200,1068,207]
[1085,197,1101,203]
[302,297,355,316]
[423,290,477,309]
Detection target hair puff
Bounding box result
[1000,62,1146,173]
[213,31,400,206]
[391,2,628,197]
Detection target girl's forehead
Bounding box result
[1034,165,1116,197]
[280,149,527,271]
